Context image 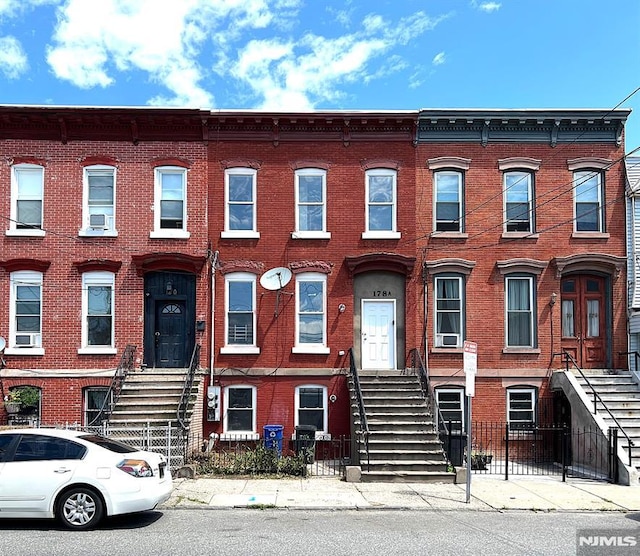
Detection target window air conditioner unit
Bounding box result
[435,333,460,348]
[89,213,109,229]
[15,333,38,347]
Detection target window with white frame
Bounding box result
[223,385,257,437]
[574,170,603,232]
[80,272,115,353]
[505,275,535,348]
[504,171,534,233]
[436,388,465,432]
[294,273,328,353]
[222,273,259,354]
[434,171,463,232]
[434,276,463,348]
[295,385,328,434]
[82,165,116,235]
[507,387,536,429]
[9,164,44,235]
[363,168,399,238]
[294,168,329,238]
[8,271,43,352]
[84,387,111,426]
[223,168,258,238]
[152,166,188,238]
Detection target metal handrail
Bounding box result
[87,344,136,427]
[557,350,633,466]
[620,350,640,377]
[177,343,201,430]
[410,348,449,438]
[348,348,369,469]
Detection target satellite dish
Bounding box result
[260,267,292,291]
[0,336,5,352]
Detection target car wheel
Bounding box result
[56,487,104,530]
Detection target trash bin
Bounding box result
[263,424,284,455]
[294,425,317,463]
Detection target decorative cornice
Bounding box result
[218,260,264,275]
[9,156,47,167]
[289,260,333,274]
[427,157,471,171]
[151,156,192,168]
[498,157,541,171]
[553,253,625,280]
[345,253,415,276]
[497,258,547,275]
[423,258,476,276]
[80,155,118,167]
[73,259,122,274]
[360,159,401,171]
[131,253,206,276]
[220,159,261,170]
[567,157,612,171]
[417,109,630,146]
[0,258,51,272]
[290,160,331,171]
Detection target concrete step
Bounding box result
[362,460,448,472]
[366,412,433,422]
[360,470,456,483]
[366,439,444,451]
[364,449,445,461]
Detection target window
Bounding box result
[295,385,328,435]
[221,273,259,354]
[81,165,116,235]
[574,170,603,232]
[507,388,536,429]
[434,276,463,348]
[152,166,188,238]
[363,169,399,239]
[223,385,257,438]
[505,276,535,348]
[293,169,329,238]
[12,435,86,462]
[436,388,465,432]
[294,273,328,353]
[223,168,258,238]
[504,171,533,233]
[8,271,43,353]
[434,171,463,232]
[80,272,115,353]
[9,164,44,236]
[84,387,111,426]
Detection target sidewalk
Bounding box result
[161,474,640,512]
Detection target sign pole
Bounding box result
[463,340,477,504]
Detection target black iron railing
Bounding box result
[348,347,369,470]
[177,343,201,431]
[556,350,633,467]
[87,344,136,427]
[410,348,450,439]
[620,350,640,377]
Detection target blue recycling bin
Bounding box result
[263,424,284,455]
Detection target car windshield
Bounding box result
[79,434,139,454]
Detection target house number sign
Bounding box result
[372,290,393,297]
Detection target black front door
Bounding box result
[143,271,196,368]
[155,301,186,368]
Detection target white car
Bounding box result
[0,428,173,530]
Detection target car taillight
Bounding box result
[117,459,154,477]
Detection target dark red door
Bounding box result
[560,275,606,368]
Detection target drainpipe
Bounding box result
[209,250,219,384]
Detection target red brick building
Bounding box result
[416,109,630,430]
[0,105,631,454]
[0,106,210,426]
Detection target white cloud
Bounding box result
[472,1,502,13]
[0,35,28,78]
[432,51,446,66]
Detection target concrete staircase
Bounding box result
[350,371,455,483]
[105,368,201,469]
[573,368,640,476]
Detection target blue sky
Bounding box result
[1,0,639,151]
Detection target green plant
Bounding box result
[7,386,40,409]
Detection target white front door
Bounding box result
[361,300,395,370]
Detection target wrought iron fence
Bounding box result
[441,421,615,482]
